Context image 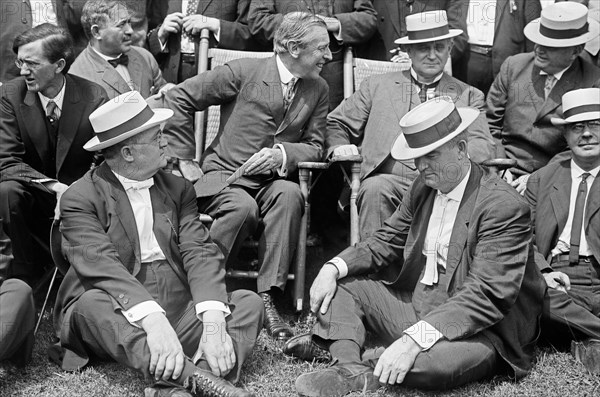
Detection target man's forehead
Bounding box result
[107,4,131,23]
[17,39,45,58]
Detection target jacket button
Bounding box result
[123,298,129,304]
[118,294,124,299]
[22,18,27,24]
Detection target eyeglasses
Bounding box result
[571,120,600,133]
[14,58,46,70]
[131,129,164,146]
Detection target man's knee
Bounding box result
[357,176,402,209]
[0,181,28,209]
[0,278,34,319]
[216,190,260,228]
[268,181,303,214]
[228,289,264,340]
[73,289,114,319]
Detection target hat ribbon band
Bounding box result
[407,25,450,41]
[404,108,462,149]
[539,22,588,40]
[564,104,600,119]
[97,106,155,143]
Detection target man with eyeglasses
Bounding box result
[70,0,172,99]
[524,87,600,374]
[322,10,495,241]
[486,1,600,194]
[0,23,108,284]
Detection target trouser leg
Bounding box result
[254,180,303,293]
[0,279,35,365]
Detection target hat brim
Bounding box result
[391,107,479,161]
[524,18,599,47]
[394,29,462,45]
[551,111,600,125]
[84,108,173,151]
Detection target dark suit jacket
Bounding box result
[54,163,226,365]
[336,162,546,378]
[69,44,167,99]
[371,0,468,62]
[148,0,266,83]
[486,52,600,174]
[525,159,600,272]
[0,74,108,185]
[326,70,496,180]
[159,55,328,197]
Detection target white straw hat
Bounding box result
[524,2,597,47]
[551,88,600,126]
[394,11,462,45]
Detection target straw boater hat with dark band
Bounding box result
[524,2,598,48]
[84,91,173,151]
[394,10,462,45]
[391,96,479,161]
[551,88,600,126]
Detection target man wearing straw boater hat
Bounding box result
[326,10,495,241]
[288,97,545,396]
[52,92,263,397]
[525,87,600,374]
[487,1,600,193]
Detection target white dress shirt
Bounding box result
[113,171,230,326]
[467,0,496,46]
[551,161,599,258]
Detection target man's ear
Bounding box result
[571,44,584,59]
[55,58,66,74]
[121,145,134,162]
[287,40,300,58]
[91,24,102,40]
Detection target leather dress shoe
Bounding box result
[572,339,600,374]
[184,370,255,397]
[260,292,293,341]
[283,333,331,361]
[295,363,380,397]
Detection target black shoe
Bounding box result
[572,339,600,374]
[295,363,380,397]
[184,370,255,397]
[260,292,293,341]
[283,333,331,361]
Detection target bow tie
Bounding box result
[107,54,129,68]
[122,178,154,191]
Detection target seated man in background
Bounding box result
[0,23,107,283]
[525,87,600,374]
[327,11,496,240]
[70,0,172,99]
[286,97,545,396]
[53,92,262,397]
[157,12,330,342]
[486,1,600,192]
[147,0,267,83]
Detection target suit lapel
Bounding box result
[263,56,285,127]
[86,47,130,95]
[444,164,482,290]
[56,75,84,173]
[536,61,578,121]
[437,73,461,101]
[127,50,144,93]
[494,0,509,36]
[278,78,308,133]
[391,71,414,122]
[198,0,213,14]
[585,173,600,227]
[20,90,49,162]
[549,166,571,234]
[405,185,435,267]
[528,65,545,116]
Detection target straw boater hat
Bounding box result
[391,97,479,161]
[84,91,173,151]
[394,10,462,45]
[551,88,600,126]
[524,2,598,48]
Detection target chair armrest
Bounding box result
[481,158,517,172]
[329,154,363,163]
[298,161,330,170]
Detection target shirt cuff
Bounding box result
[121,300,165,328]
[403,321,444,351]
[195,300,231,321]
[274,143,288,177]
[327,257,348,279]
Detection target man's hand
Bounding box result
[49,181,69,220]
[510,174,530,195]
[543,271,571,293]
[244,147,283,176]
[309,264,339,315]
[373,335,421,385]
[140,312,185,381]
[158,12,184,43]
[182,14,220,36]
[316,15,341,34]
[331,144,359,158]
[194,311,236,377]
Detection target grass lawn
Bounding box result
[1,307,599,397]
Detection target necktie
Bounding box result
[283,78,297,112]
[422,194,449,286]
[46,100,58,126]
[544,74,556,100]
[107,54,129,68]
[413,77,439,103]
[569,172,590,265]
[183,0,200,41]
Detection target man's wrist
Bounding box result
[323,262,340,279]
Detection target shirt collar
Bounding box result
[570,159,600,180]
[113,170,155,191]
[275,55,296,85]
[91,45,123,62]
[438,163,472,202]
[410,67,443,85]
[37,76,66,111]
[539,64,571,80]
